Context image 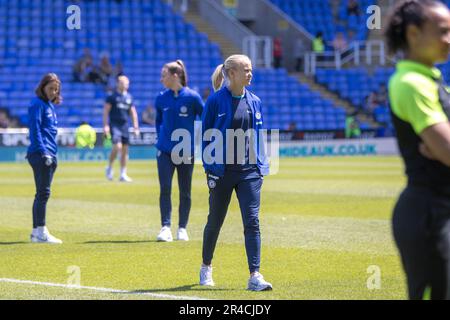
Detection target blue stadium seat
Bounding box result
[0,0,352,131]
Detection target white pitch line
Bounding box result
[0,278,207,300]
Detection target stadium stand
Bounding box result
[315,67,394,131]
[315,67,393,108]
[0,0,222,128]
[269,0,373,42]
[249,68,348,130]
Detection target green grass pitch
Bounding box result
[0,157,407,300]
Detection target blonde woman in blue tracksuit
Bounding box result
[199,55,272,291]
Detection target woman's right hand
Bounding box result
[42,154,53,166]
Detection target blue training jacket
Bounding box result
[202,86,270,177]
[155,87,204,155]
[27,97,58,157]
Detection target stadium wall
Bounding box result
[0,130,399,162]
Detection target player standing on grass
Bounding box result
[386,0,450,299]
[199,55,272,291]
[27,73,63,244]
[103,75,140,182]
[154,60,204,242]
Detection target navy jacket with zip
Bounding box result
[155,87,204,155]
[202,86,269,177]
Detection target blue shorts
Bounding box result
[111,123,129,145]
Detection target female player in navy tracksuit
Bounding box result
[199,55,272,291]
[27,73,63,244]
[154,60,204,242]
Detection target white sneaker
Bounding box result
[30,227,62,244]
[105,167,113,181]
[119,174,133,182]
[156,226,173,242]
[247,272,272,291]
[199,265,214,286]
[177,228,189,241]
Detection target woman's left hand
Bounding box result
[419,142,437,160]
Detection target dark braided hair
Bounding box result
[385,0,446,55]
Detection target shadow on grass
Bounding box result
[128,284,233,293]
[0,241,29,245]
[82,240,160,244]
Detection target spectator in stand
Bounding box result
[73,49,104,85]
[99,53,113,86]
[0,110,10,128]
[345,111,361,138]
[106,61,125,93]
[273,37,283,69]
[364,91,379,115]
[86,58,104,84]
[377,84,388,106]
[347,29,356,43]
[142,104,156,126]
[313,32,325,54]
[313,32,325,63]
[332,32,348,52]
[75,121,97,149]
[287,121,297,131]
[223,0,238,17]
[294,38,306,72]
[114,61,124,78]
[72,48,93,82]
[9,118,19,128]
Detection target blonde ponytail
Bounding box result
[165,60,188,87]
[211,64,225,92]
[175,59,188,87]
[211,55,251,92]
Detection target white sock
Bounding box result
[37,226,47,235]
[32,228,38,236]
[120,168,127,176]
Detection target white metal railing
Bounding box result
[304,40,386,75]
[243,36,273,69]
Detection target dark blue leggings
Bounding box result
[393,185,450,300]
[27,153,57,228]
[157,151,194,229]
[202,169,263,273]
